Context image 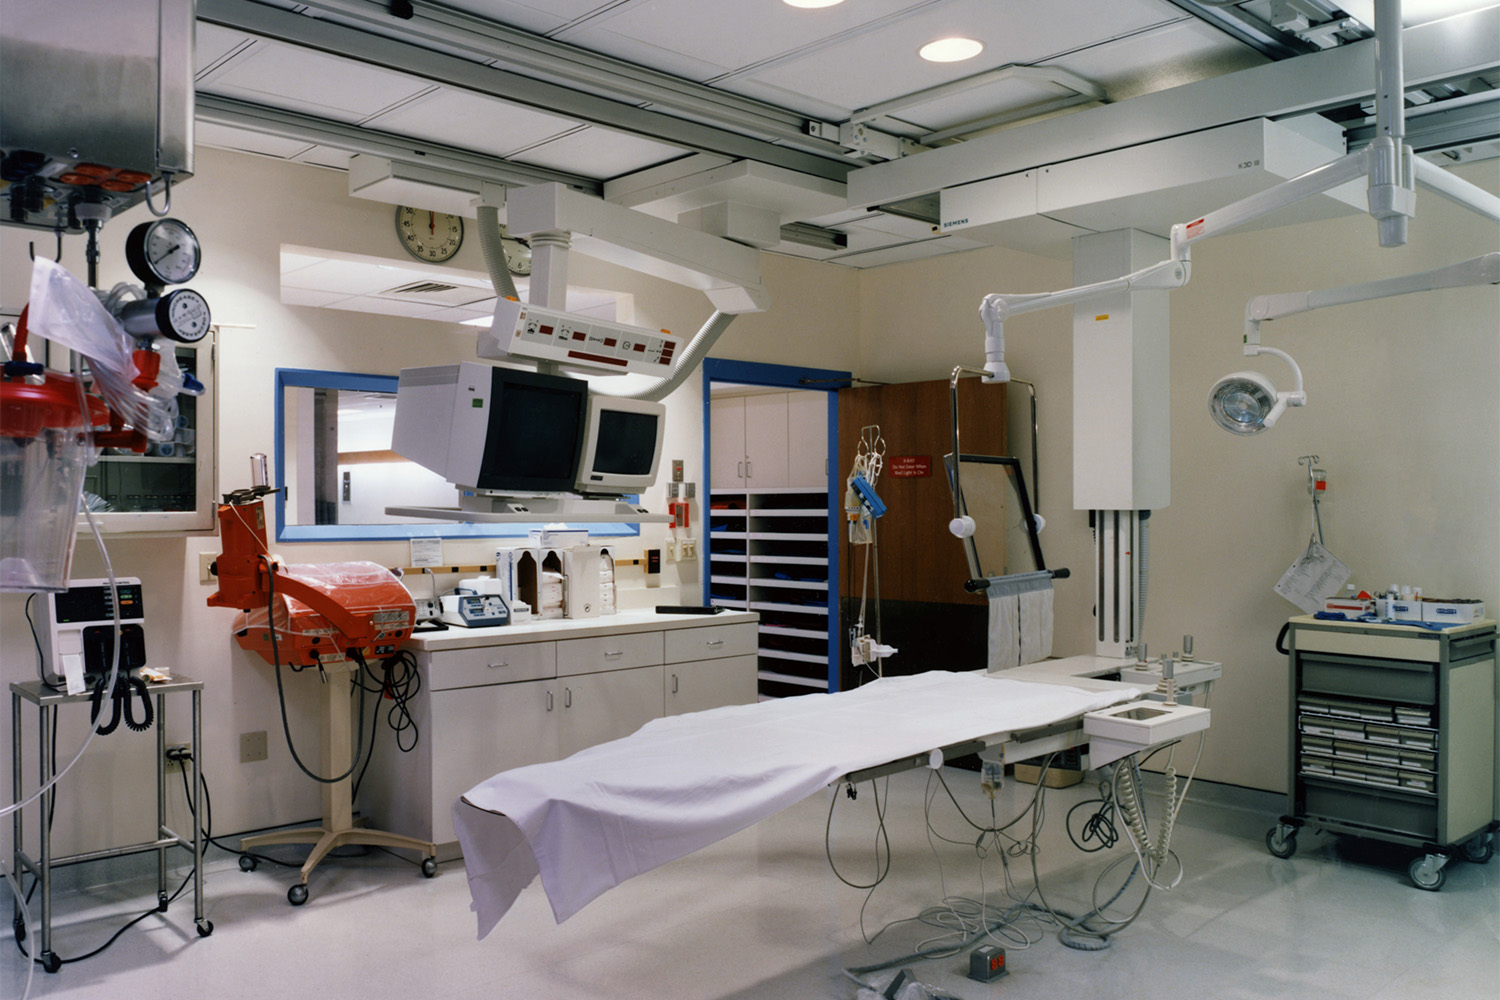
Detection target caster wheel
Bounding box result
[157,890,169,912]
[421,857,438,878]
[1408,856,1447,891]
[238,854,258,872]
[41,951,61,973]
[288,883,309,906]
[1462,833,1494,864]
[196,919,214,938]
[1266,826,1297,859]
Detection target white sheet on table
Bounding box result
[454,670,1135,938]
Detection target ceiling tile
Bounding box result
[335,295,449,319]
[558,0,933,82]
[509,126,689,180]
[738,0,1172,114]
[1042,18,1264,103]
[439,0,627,35]
[194,23,254,76]
[361,88,584,159]
[197,40,435,123]
[281,286,351,308]
[291,146,356,171]
[194,120,314,160]
[281,258,435,297]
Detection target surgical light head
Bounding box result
[1207,346,1304,435]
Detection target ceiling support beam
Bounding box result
[195,94,604,193]
[199,0,856,181]
[850,5,1500,208]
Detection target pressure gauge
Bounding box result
[125,218,202,287]
[119,288,212,343]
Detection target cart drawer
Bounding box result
[1300,653,1435,705]
[1304,779,1436,840]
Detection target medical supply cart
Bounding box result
[10,676,211,972]
[1267,616,1497,890]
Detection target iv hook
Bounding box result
[28,229,63,263]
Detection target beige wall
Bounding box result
[857,159,1500,792]
[1,144,1494,856]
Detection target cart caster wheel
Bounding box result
[238,854,258,872]
[1266,826,1297,859]
[157,890,169,912]
[196,919,214,937]
[1408,856,1447,891]
[1461,832,1494,864]
[288,883,309,906]
[41,951,61,973]
[421,857,438,878]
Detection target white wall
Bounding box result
[856,160,1500,793]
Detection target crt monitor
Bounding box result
[393,361,588,495]
[574,395,665,496]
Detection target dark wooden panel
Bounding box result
[838,379,1007,606]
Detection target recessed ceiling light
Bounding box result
[783,0,845,8]
[919,37,984,63]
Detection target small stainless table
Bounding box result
[10,675,211,973]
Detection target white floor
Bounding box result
[4,767,1497,1000]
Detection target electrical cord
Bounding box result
[351,649,423,799]
[262,554,368,785]
[1067,778,1120,852]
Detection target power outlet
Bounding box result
[165,742,191,773]
[240,730,268,764]
[198,552,217,584]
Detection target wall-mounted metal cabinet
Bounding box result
[82,337,216,534]
[1268,615,1497,891]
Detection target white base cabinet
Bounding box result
[363,611,758,856]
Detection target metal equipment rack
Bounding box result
[1267,616,1497,890]
[10,675,211,972]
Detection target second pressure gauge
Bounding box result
[125,218,202,287]
[120,288,212,343]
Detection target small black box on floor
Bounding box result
[969,944,1007,982]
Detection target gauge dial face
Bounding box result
[126,218,201,286]
[162,288,211,343]
[395,206,464,262]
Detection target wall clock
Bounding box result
[394,206,464,263]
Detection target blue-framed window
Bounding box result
[273,368,640,542]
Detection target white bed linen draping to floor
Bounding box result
[454,670,1135,938]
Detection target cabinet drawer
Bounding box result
[1304,779,1436,839]
[1300,653,1436,705]
[665,622,758,662]
[425,641,556,691]
[558,631,663,676]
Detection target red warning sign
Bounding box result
[888,455,931,478]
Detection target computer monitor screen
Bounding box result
[575,395,665,495]
[477,370,588,493]
[393,362,588,495]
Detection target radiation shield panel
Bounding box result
[943,454,1046,585]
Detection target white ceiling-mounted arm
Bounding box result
[506,183,769,314]
[1245,252,1500,333]
[977,257,1191,382]
[1413,157,1500,224]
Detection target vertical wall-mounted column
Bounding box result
[1073,230,1170,657]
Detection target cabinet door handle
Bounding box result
[745,460,753,479]
[671,673,679,694]
[487,661,508,670]
[546,690,554,712]
[564,687,572,708]
[737,460,744,479]
[604,649,623,658]
[706,639,724,648]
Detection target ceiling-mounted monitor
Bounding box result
[574,395,665,497]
